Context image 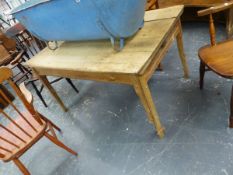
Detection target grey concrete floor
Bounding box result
[1,22,233,175]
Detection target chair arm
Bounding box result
[198,1,233,16]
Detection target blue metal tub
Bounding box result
[11,0,146,49]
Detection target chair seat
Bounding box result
[0,111,46,162]
[198,40,233,78]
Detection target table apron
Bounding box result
[32,68,140,85]
[139,20,181,82]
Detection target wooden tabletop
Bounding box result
[27,6,184,75]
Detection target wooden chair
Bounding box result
[0,67,77,175]
[197,2,233,127]
[146,0,159,10]
[17,34,79,107]
[0,32,30,84]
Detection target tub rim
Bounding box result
[10,0,51,15]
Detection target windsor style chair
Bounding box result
[0,67,77,175]
[145,0,164,70]
[197,2,233,127]
[146,0,159,10]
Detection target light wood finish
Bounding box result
[197,5,233,127]
[27,6,189,138]
[33,72,68,112]
[176,20,189,78]
[133,76,165,137]
[10,30,79,108]
[0,67,77,175]
[19,83,33,104]
[145,6,185,20]
[145,0,163,71]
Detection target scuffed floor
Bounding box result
[0,22,233,175]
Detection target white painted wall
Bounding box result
[6,0,26,9]
[0,0,27,27]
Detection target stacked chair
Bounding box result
[0,28,79,107]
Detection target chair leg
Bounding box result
[16,64,30,81]
[157,63,163,71]
[229,85,233,128]
[48,122,58,139]
[17,64,25,74]
[199,61,206,90]
[23,52,30,60]
[30,81,48,107]
[65,78,79,93]
[13,159,30,175]
[39,113,61,132]
[44,132,78,156]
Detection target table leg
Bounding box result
[37,75,68,112]
[176,20,189,78]
[157,63,163,71]
[133,76,165,138]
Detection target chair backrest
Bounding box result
[15,30,47,58]
[0,44,10,62]
[0,31,17,51]
[197,1,233,46]
[0,67,43,159]
[146,0,159,11]
[0,84,14,110]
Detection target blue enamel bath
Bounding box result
[11,0,146,49]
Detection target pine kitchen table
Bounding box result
[26,6,189,138]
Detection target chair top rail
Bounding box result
[198,1,233,16]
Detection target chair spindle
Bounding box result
[209,13,216,46]
[0,146,12,153]
[0,89,37,132]
[0,110,32,138]
[0,136,20,148]
[0,124,26,143]
[7,79,43,125]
